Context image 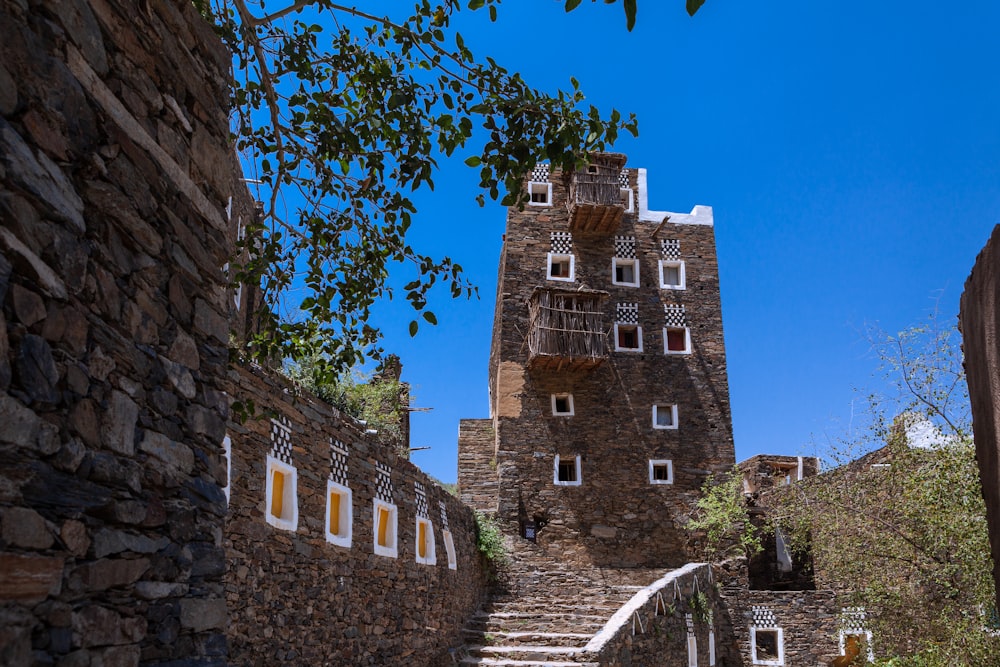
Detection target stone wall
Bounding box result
[465,161,735,568]
[0,0,240,664]
[226,364,489,665]
[457,418,497,511]
[959,222,1000,611]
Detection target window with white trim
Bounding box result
[751,628,784,666]
[709,628,716,665]
[686,614,697,667]
[664,326,691,355]
[265,455,299,532]
[528,181,552,206]
[612,257,640,287]
[222,434,232,505]
[547,253,575,282]
[614,324,643,352]
[620,187,634,213]
[649,460,674,485]
[551,393,574,416]
[554,454,581,486]
[442,529,457,570]
[659,260,686,289]
[373,499,398,558]
[652,404,678,430]
[415,516,436,565]
[325,480,352,548]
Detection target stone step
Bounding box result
[464,644,598,663]
[461,629,593,648]
[458,658,599,667]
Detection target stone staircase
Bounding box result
[453,549,672,666]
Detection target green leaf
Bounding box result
[464,155,482,167]
[686,0,706,16]
[423,311,437,325]
[468,0,485,9]
[624,0,636,31]
[565,0,583,11]
[408,320,418,337]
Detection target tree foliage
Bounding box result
[773,314,998,665]
[195,0,709,376]
[687,465,762,563]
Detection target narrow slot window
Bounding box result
[415,517,436,565]
[554,454,582,486]
[652,404,679,430]
[373,500,398,558]
[649,460,674,485]
[615,324,643,352]
[265,455,299,532]
[664,326,691,355]
[659,260,686,289]
[325,480,352,548]
[442,529,457,570]
[547,253,575,282]
[551,393,574,416]
[612,258,639,287]
[620,188,634,213]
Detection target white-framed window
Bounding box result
[620,187,634,213]
[649,459,674,485]
[265,455,298,532]
[442,529,457,570]
[528,181,552,206]
[614,323,643,352]
[222,434,232,505]
[838,631,873,664]
[659,260,685,290]
[373,499,398,558]
[664,326,691,355]
[551,393,574,416]
[709,628,716,665]
[415,516,437,565]
[325,480,352,548]
[554,454,582,486]
[652,404,679,430]
[612,257,640,287]
[547,252,575,282]
[751,627,784,666]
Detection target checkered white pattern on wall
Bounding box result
[531,163,550,182]
[415,482,429,518]
[752,606,777,627]
[329,439,348,485]
[616,303,639,324]
[551,231,572,254]
[375,461,393,503]
[269,416,292,465]
[619,168,629,188]
[664,304,687,327]
[439,501,449,531]
[660,239,681,260]
[614,235,636,259]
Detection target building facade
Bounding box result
[459,154,736,568]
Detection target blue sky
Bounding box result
[363,0,1000,483]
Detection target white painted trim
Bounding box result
[652,405,679,430]
[554,454,582,486]
[620,187,635,213]
[611,257,640,287]
[663,326,692,355]
[797,456,804,481]
[265,455,299,532]
[750,627,785,665]
[415,516,437,565]
[709,629,716,665]
[636,169,713,226]
[325,480,353,548]
[442,529,457,570]
[658,259,686,290]
[222,434,231,505]
[546,252,576,282]
[838,630,874,664]
[551,393,575,416]
[373,499,398,558]
[614,323,643,352]
[687,625,698,667]
[649,459,674,485]
[527,181,553,207]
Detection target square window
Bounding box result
[415,517,436,565]
[751,628,784,665]
[528,181,552,207]
[652,404,678,430]
[547,253,575,282]
[586,164,599,174]
[620,188,634,213]
[649,460,674,485]
[442,529,457,570]
[265,455,298,532]
[552,394,574,416]
[615,324,643,352]
[554,454,581,486]
[373,500,398,558]
[839,631,874,663]
[659,260,686,289]
[664,326,691,355]
[612,258,639,287]
[325,480,352,548]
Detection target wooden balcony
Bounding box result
[567,153,628,235]
[527,288,608,372]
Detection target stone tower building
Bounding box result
[459,153,735,568]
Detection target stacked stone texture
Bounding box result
[227,365,488,666]
[457,419,497,511]
[465,165,736,568]
[0,0,240,664]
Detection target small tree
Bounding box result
[687,466,762,563]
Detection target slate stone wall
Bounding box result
[469,164,735,568]
[457,418,497,512]
[226,364,489,666]
[0,0,239,664]
[960,223,1000,612]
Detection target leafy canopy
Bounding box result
[195,0,714,378]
